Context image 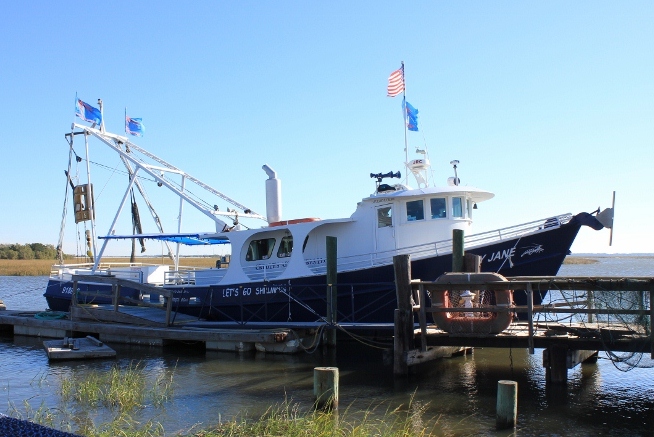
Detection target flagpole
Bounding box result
[401,61,409,186]
[98,99,105,133]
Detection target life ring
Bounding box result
[269,218,320,227]
[430,272,513,335]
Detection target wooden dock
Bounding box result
[392,254,654,383]
[0,310,308,354]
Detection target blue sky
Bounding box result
[0,1,652,256]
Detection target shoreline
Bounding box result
[2,255,653,276]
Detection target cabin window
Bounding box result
[277,236,293,258]
[430,198,447,219]
[377,206,393,228]
[406,200,424,221]
[452,197,464,218]
[246,238,276,261]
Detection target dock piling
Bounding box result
[452,229,464,272]
[326,236,337,347]
[393,255,413,376]
[496,380,518,430]
[314,366,339,410]
[651,290,654,359]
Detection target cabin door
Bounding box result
[375,204,396,255]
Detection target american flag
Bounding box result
[387,65,404,97]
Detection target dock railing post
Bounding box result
[418,283,427,352]
[527,283,534,355]
[326,236,337,348]
[587,289,595,324]
[71,278,79,321]
[393,254,413,376]
[113,283,120,312]
[650,290,654,359]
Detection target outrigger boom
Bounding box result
[65,123,266,271]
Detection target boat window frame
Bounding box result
[245,237,276,261]
[429,197,447,219]
[377,205,393,228]
[277,235,293,258]
[451,196,465,218]
[406,199,425,222]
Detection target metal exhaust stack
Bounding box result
[262,164,281,224]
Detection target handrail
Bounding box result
[71,274,174,326]
[307,213,573,272]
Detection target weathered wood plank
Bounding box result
[405,346,470,366]
[43,336,116,360]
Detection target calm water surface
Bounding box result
[1,255,653,436]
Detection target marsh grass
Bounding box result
[59,361,174,413]
[194,396,437,437]
[0,257,217,276]
[563,257,600,265]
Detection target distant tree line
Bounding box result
[0,243,59,260]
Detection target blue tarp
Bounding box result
[98,233,229,246]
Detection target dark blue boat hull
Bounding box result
[45,214,588,324]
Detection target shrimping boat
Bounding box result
[45,97,613,325]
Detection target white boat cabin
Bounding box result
[194,182,494,285]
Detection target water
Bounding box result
[1,256,653,436]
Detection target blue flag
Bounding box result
[75,98,102,125]
[126,116,145,137]
[403,98,419,132]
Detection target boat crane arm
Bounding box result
[115,128,264,220]
[74,124,266,225]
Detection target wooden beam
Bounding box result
[567,350,598,368]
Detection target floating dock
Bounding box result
[0,310,309,354]
[43,335,116,360]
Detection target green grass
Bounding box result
[187,397,437,437]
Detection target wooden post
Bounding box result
[326,236,337,347]
[165,291,173,327]
[314,367,339,410]
[587,289,595,324]
[393,254,413,376]
[452,229,464,272]
[464,253,481,273]
[70,279,78,321]
[527,283,534,355]
[638,290,646,327]
[496,380,518,430]
[544,345,568,384]
[418,283,427,352]
[71,280,79,306]
[650,290,654,359]
[113,284,120,312]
